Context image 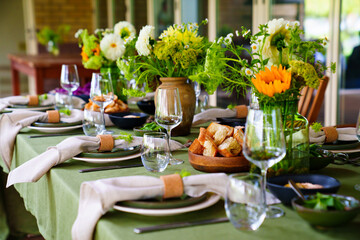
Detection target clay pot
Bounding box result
[156,77,196,136]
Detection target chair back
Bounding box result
[298,76,329,124]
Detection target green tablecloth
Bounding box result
[1,126,360,240]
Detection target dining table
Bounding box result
[7,53,95,95]
[0,110,359,240]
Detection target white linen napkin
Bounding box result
[71,173,229,240]
[192,108,237,126]
[309,127,357,144]
[0,109,83,170]
[6,136,184,187]
[0,95,85,111]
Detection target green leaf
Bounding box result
[59,109,71,116]
[310,122,323,133]
[115,132,133,143]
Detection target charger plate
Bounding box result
[31,121,83,128]
[113,193,220,216]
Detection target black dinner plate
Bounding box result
[116,194,208,209]
[321,141,360,150]
[31,121,83,128]
[77,145,141,158]
[216,117,246,127]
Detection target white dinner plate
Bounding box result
[113,194,221,216]
[27,124,83,133]
[72,152,141,163]
[5,105,54,111]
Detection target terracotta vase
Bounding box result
[157,77,196,136]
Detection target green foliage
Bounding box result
[115,132,133,143]
[227,104,236,110]
[303,192,345,211]
[311,122,323,133]
[122,88,146,97]
[36,25,70,45]
[59,109,71,116]
[140,122,164,131]
[38,94,48,105]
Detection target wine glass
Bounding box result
[90,73,114,135]
[193,81,201,113]
[155,87,183,165]
[225,173,266,230]
[60,64,80,110]
[355,109,360,191]
[243,107,286,218]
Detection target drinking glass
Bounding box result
[90,73,114,135]
[243,108,286,218]
[60,64,80,110]
[225,173,266,231]
[355,109,360,191]
[155,87,183,165]
[141,132,170,172]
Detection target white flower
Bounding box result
[135,25,155,56]
[94,28,104,35]
[187,23,196,31]
[241,67,246,74]
[217,36,224,44]
[251,43,259,52]
[204,18,208,24]
[293,21,300,27]
[242,29,250,37]
[224,35,233,45]
[184,44,189,49]
[114,21,136,41]
[235,30,239,37]
[245,68,253,76]
[100,33,125,61]
[262,18,291,65]
[256,35,264,44]
[74,29,83,38]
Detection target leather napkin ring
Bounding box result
[46,110,60,123]
[321,126,338,143]
[97,135,114,152]
[235,105,248,118]
[160,174,184,199]
[27,95,39,106]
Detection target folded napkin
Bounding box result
[0,109,83,170]
[192,105,248,126]
[0,95,85,112]
[6,136,184,187]
[309,127,357,144]
[71,173,229,240]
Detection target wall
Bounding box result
[0,0,26,97]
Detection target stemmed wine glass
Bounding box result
[243,107,286,218]
[155,87,183,165]
[60,64,80,110]
[90,73,114,135]
[355,109,360,191]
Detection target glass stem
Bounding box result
[100,106,106,130]
[166,127,173,157]
[68,91,73,109]
[261,168,268,208]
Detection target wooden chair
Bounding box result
[298,76,329,124]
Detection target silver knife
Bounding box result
[79,163,143,173]
[134,217,229,233]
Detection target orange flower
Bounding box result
[92,44,100,56]
[251,65,291,97]
[80,46,89,61]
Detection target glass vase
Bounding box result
[268,100,310,177]
[100,66,127,102]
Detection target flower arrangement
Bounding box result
[201,18,336,176]
[36,25,70,55]
[75,21,136,70]
[76,21,137,101]
[211,18,336,105]
[117,19,228,95]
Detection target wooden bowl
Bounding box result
[188,151,250,173]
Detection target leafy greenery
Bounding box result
[140,122,164,131]
[122,88,146,98]
[36,25,70,45]
[311,122,323,133]
[115,132,133,143]
[177,169,191,178]
[303,192,345,211]
[59,109,71,116]
[38,93,48,105]
[227,104,236,110]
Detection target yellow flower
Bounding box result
[251,65,291,97]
